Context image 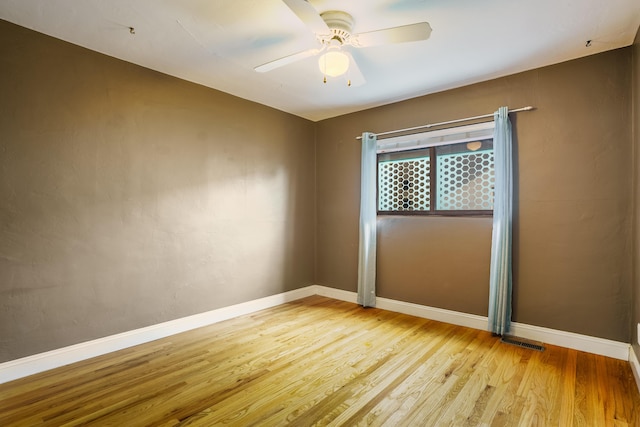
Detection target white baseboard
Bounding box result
[509,321,629,360]
[312,286,630,361]
[630,346,640,394]
[0,287,316,384]
[311,286,489,332]
[376,296,488,330]
[0,285,632,384]
[312,285,358,303]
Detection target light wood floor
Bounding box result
[1,296,639,426]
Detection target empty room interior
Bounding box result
[2,0,640,425]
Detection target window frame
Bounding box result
[376,121,495,217]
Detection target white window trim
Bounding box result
[376,121,495,154]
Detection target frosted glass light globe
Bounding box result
[318,51,349,77]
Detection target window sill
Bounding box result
[377,210,493,218]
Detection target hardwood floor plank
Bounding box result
[477,344,524,425]
[603,354,639,426]
[321,323,466,426]
[404,332,501,425]
[195,310,435,425]
[558,347,577,427]
[349,334,472,426]
[574,351,608,426]
[427,335,502,425]
[1,296,639,426]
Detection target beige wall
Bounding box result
[317,48,633,342]
[0,20,316,362]
[632,27,640,360]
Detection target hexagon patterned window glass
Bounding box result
[378,149,430,212]
[376,122,494,215]
[436,140,494,210]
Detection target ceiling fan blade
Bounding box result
[354,22,432,47]
[254,48,320,72]
[344,52,365,87]
[282,0,330,35]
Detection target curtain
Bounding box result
[357,132,377,307]
[488,106,513,335]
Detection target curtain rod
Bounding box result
[356,106,535,140]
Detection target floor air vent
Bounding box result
[500,336,545,352]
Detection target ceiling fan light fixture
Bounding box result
[466,141,483,151]
[318,50,349,77]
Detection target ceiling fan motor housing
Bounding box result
[319,11,354,45]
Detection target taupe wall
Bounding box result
[1,17,636,363]
[632,27,640,360]
[0,20,316,362]
[317,48,633,342]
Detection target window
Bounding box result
[377,122,495,215]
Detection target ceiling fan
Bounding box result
[255,0,432,86]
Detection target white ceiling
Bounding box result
[1,0,639,121]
